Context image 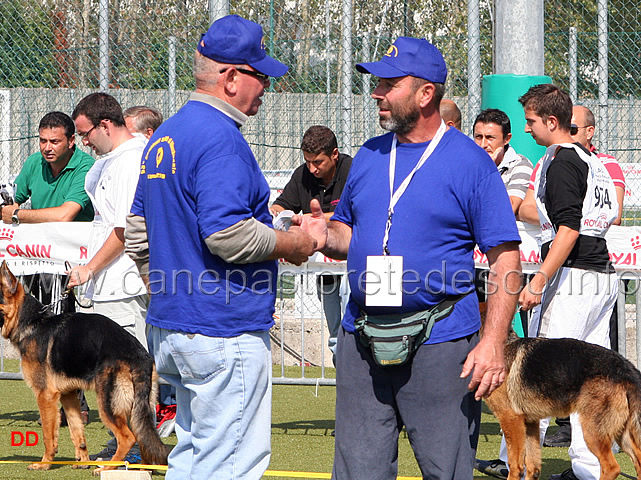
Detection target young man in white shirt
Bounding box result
[68,92,148,462]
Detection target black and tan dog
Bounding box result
[0,262,167,474]
[485,336,641,480]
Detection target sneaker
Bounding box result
[156,404,176,438]
[475,459,508,479]
[549,468,579,480]
[116,451,142,469]
[124,451,141,463]
[89,446,116,461]
[543,426,572,447]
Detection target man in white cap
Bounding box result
[125,14,316,480]
[296,36,521,479]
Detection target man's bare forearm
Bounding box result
[484,241,522,341]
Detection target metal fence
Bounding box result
[4,268,641,387]
[1,0,641,383]
[2,1,640,193]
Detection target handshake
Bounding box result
[271,200,335,266]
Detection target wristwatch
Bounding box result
[11,208,20,225]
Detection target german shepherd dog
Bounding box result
[485,336,641,480]
[0,262,167,474]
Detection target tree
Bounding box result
[0,1,57,87]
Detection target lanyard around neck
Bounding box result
[382,121,447,255]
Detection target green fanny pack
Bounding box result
[354,292,472,367]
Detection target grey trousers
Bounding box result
[332,328,481,480]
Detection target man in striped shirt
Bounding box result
[473,108,533,214]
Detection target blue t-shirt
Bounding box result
[332,128,520,344]
[130,100,277,337]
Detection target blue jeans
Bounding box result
[147,326,272,480]
[317,275,347,357]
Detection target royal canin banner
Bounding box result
[283,223,641,275]
[1,222,640,276]
[474,223,640,273]
[0,222,90,275]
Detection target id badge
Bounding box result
[365,255,403,307]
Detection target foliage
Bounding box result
[1,0,639,98]
[0,1,58,87]
[544,0,641,98]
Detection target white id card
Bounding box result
[365,255,403,307]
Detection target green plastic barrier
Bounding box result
[481,74,552,165]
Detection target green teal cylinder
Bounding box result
[481,74,552,165]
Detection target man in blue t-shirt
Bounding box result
[124,15,316,480]
[296,37,522,479]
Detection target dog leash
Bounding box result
[38,261,93,314]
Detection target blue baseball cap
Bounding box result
[198,14,289,78]
[356,37,447,84]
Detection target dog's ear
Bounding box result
[0,261,19,296]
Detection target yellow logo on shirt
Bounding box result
[142,136,176,179]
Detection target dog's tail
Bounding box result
[130,363,168,466]
[616,368,641,462]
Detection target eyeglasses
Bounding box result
[570,124,590,135]
[219,67,270,82]
[76,123,99,140]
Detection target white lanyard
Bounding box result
[382,121,447,255]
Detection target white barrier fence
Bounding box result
[2,222,641,384]
[2,222,641,274]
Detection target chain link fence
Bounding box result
[3,1,638,171]
[1,0,640,374]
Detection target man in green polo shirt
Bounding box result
[0,111,94,424]
[1,111,94,224]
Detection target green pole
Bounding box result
[482,74,552,165]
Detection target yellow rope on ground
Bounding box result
[0,459,167,471]
[264,472,420,479]
[0,460,423,479]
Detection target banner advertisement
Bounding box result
[1,222,640,277]
[0,222,90,276]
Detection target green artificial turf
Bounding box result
[0,362,637,479]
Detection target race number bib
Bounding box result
[365,256,403,307]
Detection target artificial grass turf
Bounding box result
[0,363,637,479]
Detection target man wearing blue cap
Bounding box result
[296,37,522,478]
[125,14,316,480]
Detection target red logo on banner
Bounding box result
[0,244,52,259]
[0,227,14,241]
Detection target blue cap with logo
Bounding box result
[356,37,447,84]
[197,14,289,78]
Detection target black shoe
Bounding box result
[549,468,579,480]
[474,458,508,479]
[543,426,571,447]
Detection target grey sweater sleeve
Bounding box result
[124,213,149,277]
[205,218,277,264]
